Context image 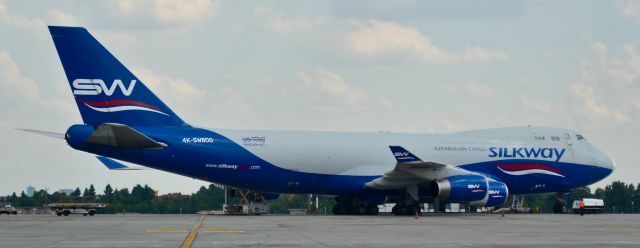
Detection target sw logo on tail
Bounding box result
[72,79,137,96]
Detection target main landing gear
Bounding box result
[332,196,379,215]
[391,188,421,216]
[391,203,421,216]
[553,192,568,214]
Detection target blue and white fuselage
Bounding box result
[66,125,614,196]
[45,26,614,214]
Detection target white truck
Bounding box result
[572,198,604,214]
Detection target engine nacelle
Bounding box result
[431,175,488,202]
[65,124,95,149]
[470,179,509,207]
[431,175,510,207]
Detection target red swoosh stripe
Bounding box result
[496,164,563,174]
[80,100,162,111]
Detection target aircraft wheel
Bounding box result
[366,205,379,215]
[333,204,348,215]
[56,212,62,216]
[352,206,367,215]
[402,206,414,215]
[553,203,567,214]
[88,210,96,216]
[63,210,70,216]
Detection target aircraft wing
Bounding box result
[96,156,144,170]
[17,128,65,139]
[364,146,448,190]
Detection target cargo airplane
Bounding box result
[25,26,615,215]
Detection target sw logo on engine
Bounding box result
[72,79,137,96]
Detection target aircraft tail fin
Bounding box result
[48,26,186,127]
[389,146,423,163]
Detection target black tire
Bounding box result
[366,205,379,215]
[63,210,70,216]
[392,205,399,215]
[553,203,568,214]
[353,206,367,215]
[398,206,411,216]
[333,204,348,215]
[56,212,62,216]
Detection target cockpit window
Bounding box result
[576,134,585,140]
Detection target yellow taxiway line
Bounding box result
[179,215,206,248]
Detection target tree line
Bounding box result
[3,181,640,214]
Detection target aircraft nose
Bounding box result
[592,146,616,171]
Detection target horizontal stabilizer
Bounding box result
[87,123,166,149]
[17,128,65,139]
[96,156,141,170]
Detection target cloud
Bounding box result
[569,83,630,122]
[568,42,640,124]
[0,50,78,126]
[0,4,79,36]
[132,66,206,107]
[208,87,254,117]
[346,20,508,64]
[616,0,640,21]
[520,95,553,114]
[94,31,139,45]
[295,69,394,113]
[0,50,40,99]
[46,9,79,26]
[444,81,496,96]
[0,3,46,33]
[105,0,219,26]
[266,17,327,33]
[255,5,327,33]
[297,69,366,105]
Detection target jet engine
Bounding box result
[431,175,509,207]
[470,179,509,207]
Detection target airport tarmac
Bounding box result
[1,214,640,248]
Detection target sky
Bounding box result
[1,0,639,196]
